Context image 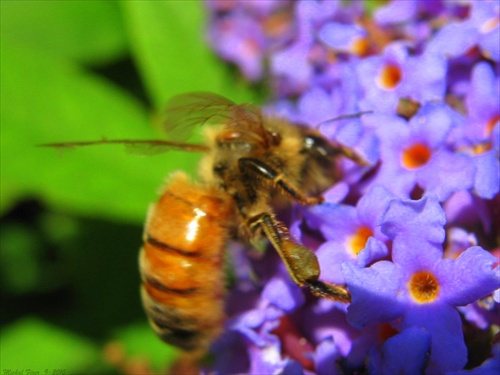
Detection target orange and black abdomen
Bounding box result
[139,172,233,353]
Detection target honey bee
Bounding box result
[140,172,231,356]
[41,92,367,359]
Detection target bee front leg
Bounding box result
[238,157,324,205]
[249,212,351,303]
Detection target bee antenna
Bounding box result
[315,110,373,127]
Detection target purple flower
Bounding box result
[202,1,500,373]
[343,196,500,373]
[469,1,500,62]
[208,10,267,81]
[313,337,342,375]
[368,101,477,201]
[318,22,367,56]
[302,186,392,285]
[373,1,419,25]
[368,326,431,375]
[355,44,447,113]
[458,296,500,330]
[443,190,493,232]
[452,62,500,199]
[270,0,340,95]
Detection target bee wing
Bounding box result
[161,92,263,141]
[38,139,209,156]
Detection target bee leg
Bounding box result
[249,212,351,303]
[238,157,324,205]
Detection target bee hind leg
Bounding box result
[249,212,351,303]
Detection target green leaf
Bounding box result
[1,0,257,222]
[0,224,42,295]
[0,0,128,64]
[0,317,100,373]
[0,40,200,221]
[122,1,255,108]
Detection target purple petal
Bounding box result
[335,117,364,148]
[471,1,500,62]
[319,22,366,51]
[280,360,306,375]
[355,127,380,166]
[408,102,457,149]
[436,246,500,306]
[343,261,408,328]
[248,338,287,375]
[296,87,338,126]
[230,309,269,347]
[209,13,265,81]
[315,337,342,375]
[271,38,313,92]
[459,302,494,330]
[379,196,445,240]
[306,203,358,241]
[317,240,352,284]
[401,52,447,102]
[356,185,396,233]
[443,190,492,231]
[370,115,418,197]
[289,215,303,241]
[295,0,340,26]
[323,182,349,203]
[305,301,357,358]
[262,275,305,312]
[479,26,500,62]
[212,332,250,374]
[356,237,389,268]
[466,62,500,126]
[374,0,417,25]
[472,150,500,199]
[425,21,478,58]
[379,327,431,374]
[380,196,445,269]
[402,303,467,373]
[356,56,399,112]
[418,150,476,201]
[445,227,478,258]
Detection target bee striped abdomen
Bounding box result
[139,172,232,352]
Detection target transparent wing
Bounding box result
[162,92,271,149]
[161,92,239,141]
[38,139,209,156]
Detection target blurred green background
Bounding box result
[1,1,255,373]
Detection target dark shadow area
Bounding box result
[87,56,152,110]
[0,197,145,342]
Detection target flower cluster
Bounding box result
[205,1,499,374]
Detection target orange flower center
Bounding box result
[471,142,492,155]
[401,143,432,169]
[408,271,440,303]
[351,37,370,56]
[263,11,292,39]
[377,63,402,89]
[349,226,373,255]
